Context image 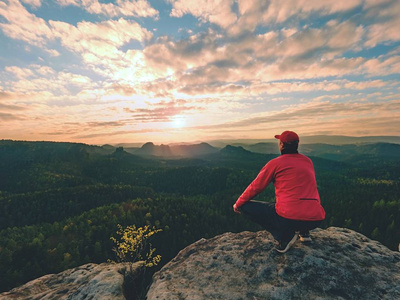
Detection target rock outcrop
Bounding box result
[147,227,400,300]
[2,228,399,300]
[0,262,144,300]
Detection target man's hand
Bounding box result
[233,203,241,214]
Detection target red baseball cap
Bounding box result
[274,131,299,143]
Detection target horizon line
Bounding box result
[2,134,400,147]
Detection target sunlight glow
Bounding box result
[171,115,186,128]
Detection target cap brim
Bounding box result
[274,135,281,139]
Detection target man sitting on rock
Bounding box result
[233,131,326,253]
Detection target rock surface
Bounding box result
[0,262,143,300]
[2,228,399,300]
[147,227,400,300]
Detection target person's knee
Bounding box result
[240,202,259,215]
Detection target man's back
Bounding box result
[270,153,325,221]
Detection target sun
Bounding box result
[171,115,186,128]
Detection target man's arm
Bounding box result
[234,161,275,212]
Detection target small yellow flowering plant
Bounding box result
[110,224,162,268]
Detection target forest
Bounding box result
[0,139,399,293]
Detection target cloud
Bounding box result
[124,100,203,122]
[0,0,54,46]
[72,128,160,140]
[86,121,126,128]
[0,92,12,100]
[297,112,400,136]
[45,49,61,57]
[365,1,400,47]
[3,65,92,95]
[106,84,137,97]
[138,30,399,98]
[21,0,42,8]
[0,1,153,77]
[248,79,390,95]
[0,103,26,111]
[362,55,400,76]
[57,0,159,18]
[169,0,237,28]
[168,0,363,32]
[192,99,400,137]
[49,18,153,69]
[0,112,24,121]
[273,21,363,60]
[363,0,393,9]
[344,80,388,90]
[2,0,395,102]
[140,19,369,97]
[135,0,400,101]
[230,0,362,35]
[142,29,223,76]
[258,0,362,24]
[152,56,369,97]
[5,66,35,79]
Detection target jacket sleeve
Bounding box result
[235,161,275,208]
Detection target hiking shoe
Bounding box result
[299,232,312,243]
[275,232,299,253]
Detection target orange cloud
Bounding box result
[364,0,399,47]
[123,100,203,122]
[189,99,400,138]
[58,0,159,18]
[0,0,53,46]
[0,112,24,121]
[169,0,237,28]
[49,18,152,62]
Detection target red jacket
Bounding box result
[236,153,325,221]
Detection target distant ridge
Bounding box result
[220,145,253,155]
[108,136,400,159]
[108,135,400,151]
[300,135,400,145]
[207,135,400,147]
[228,141,400,161]
[131,142,219,158]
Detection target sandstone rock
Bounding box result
[0,262,144,300]
[147,227,400,300]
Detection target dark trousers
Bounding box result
[240,200,322,243]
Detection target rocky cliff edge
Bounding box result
[147,227,400,300]
[2,228,400,300]
[0,262,144,300]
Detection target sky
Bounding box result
[0,0,399,145]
